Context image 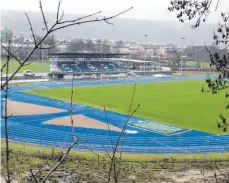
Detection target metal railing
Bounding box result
[2,135,229,155]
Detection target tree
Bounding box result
[67,39,85,53]
[95,39,103,53]
[43,34,60,53]
[102,39,111,53]
[114,40,124,53]
[85,39,95,52]
[168,2,229,182]
[168,0,229,131]
[167,49,181,70]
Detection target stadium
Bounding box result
[1,53,229,155]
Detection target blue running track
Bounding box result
[1,75,229,154]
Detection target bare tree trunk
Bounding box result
[4,40,12,183]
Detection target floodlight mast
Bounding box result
[144,34,148,76]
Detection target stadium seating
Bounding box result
[56,61,121,73]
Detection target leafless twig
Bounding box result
[39,0,49,32]
[69,76,77,142]
[107,83,140,183]
[39,140,79,183]
[95,135,111,159]
[3,40,12,183]
[30,169,39,183]
[1,40,28,72]
[215,161,229,179]
[215,0,220,11]
[37,41,64,50]
[214,173,220,183]
[1,44,22,65]
[57,11,102,25]
[104,106,114,150]
[51,7,133,32]
[30,76,78,182]
[25,12,37,45]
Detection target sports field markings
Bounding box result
[128,119,188,135]
[150,138,192,153]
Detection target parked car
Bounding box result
[23,70,35,77]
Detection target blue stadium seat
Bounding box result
[56,61,121,73]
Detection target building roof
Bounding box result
[119,58,152,63]
[48,53,129,58]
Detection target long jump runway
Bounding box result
[1,76,229,154]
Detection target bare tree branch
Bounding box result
[104,19,114,25]
[215,0,220,11]
[104,106,114,151]
[15,39,29,51]
[215,161,229,179]
[69,77,77,142]
[57,10,102,25]
[51,7,133,32]
[214,173,220,183]
[95,135,111,159]
[56,0,61,21]
[25,12,37,45]
[30,169,39,183]
[39,0,49,32]
[81,143,110,162]
[1,35,49,89]
[3,40,12,183]
[1,40,28,72]
[107,83,139,183]
[1,44,22,65]
[39,140,78,183]
[37,41,64,50]
[29,75,79,183]
[59,10,65,22]
[33,160,50,177]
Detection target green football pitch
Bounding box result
[1,60,50,74]
[26,80,229,134]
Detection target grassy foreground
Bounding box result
[27,80,229,134]
[1,60,50,74]
[2,140,229,161]
[2,140,229,182]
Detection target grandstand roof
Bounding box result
[48,53,129,58]
[119,58,152,63]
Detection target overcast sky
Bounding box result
[1,0,229,22]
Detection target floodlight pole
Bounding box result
[144,35,148,76]
[181,37,185,75]
[41,28,45,79]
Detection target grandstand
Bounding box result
[48,53,128,80]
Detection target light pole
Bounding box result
[181,37,186,75]
[144,34,148,76]
[41,28,45,79]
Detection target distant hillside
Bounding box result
[1,10,217,46]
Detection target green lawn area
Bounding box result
[26,80,229,134]
[185,61,210,68]
[1,60,50,73]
